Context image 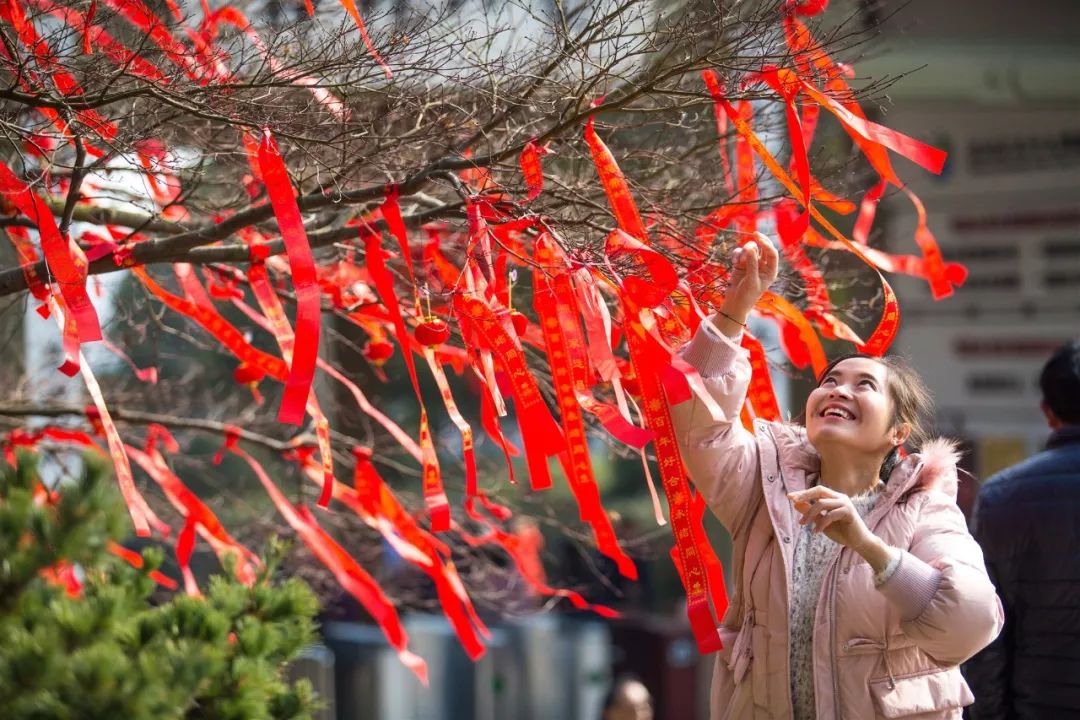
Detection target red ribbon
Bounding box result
[741,333,782,421]
[733,99,759,235]
[800,81,946,179]
[232,445,429,680]
[46,298,165,538]
[242,263,336,508]
[853,179,887,246]
[623,300,722,653]
[774,201,862,345]
[129,443,259,585]
[134,268,289,380]
[478,371,519,486]
[0,0,117,142]
[901,187,960,299]
[457,516,619,619]
[707,75,900,354]
[605,229,678,309]
[756,291,827,375]
[519,140,548,201]
[0,160,101,354]
[758,68,812,236]
[99,0,207,81]
[176,515,199,596]
[332,0,393,79]
[101,338,158,383]
[257,128,321,426]
[363,231,449,530]
[533,257,637,579]
[803,227,968,287]
[348,452,489,659]
[381,185,415,282]
[454,295,566,491]
[423,348,478,499]
[108,542,178,589]
[26,0,166,82]
[547,269,652,449]
[585,113,649,240]
[81,0,97,54]
[2,226,50,308]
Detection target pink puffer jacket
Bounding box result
[670,327,1003,719]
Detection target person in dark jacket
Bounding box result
[965,338,1080,719]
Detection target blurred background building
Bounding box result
[859,0,1080,490]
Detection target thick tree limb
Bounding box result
[0,202,463,295]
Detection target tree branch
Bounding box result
[0,403,295,453]
[0,202,463,295]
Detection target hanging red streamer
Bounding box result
[622,300,722,654]
[256,129,321,425]
[363,231,450,530]
[585,113,649,241]
[454,295,566,491]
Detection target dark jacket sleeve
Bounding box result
[963,490,1013,720]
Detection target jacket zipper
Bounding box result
[829,553,842,719]
[770,428,796,720]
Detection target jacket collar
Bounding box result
[1047,425,1080,451]
[770,423,961,501]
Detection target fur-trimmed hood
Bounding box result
[906,437,963,498]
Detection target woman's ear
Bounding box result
[890,422,911,448]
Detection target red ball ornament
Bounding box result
[510,311,528,337]
[233,363,266,385]
[787,0,828,16]
[363,340,395,365]
[414,317,451,346]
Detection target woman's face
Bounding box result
[805,357,899,456]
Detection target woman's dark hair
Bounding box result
[1040,339,1080,424]
[814,353,934,481]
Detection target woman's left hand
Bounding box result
[787,486,874,551]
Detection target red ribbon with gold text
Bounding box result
[623,299,722,653]
[454,294,566,491]
[533,248,637,579]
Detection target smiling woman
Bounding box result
[668,235,1003,720]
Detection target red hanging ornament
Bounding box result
[363,340,396,366]
[415,318,451,346]
[509,310,528,337]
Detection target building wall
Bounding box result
[854,1,1080,477]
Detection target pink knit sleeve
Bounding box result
[882,491,1004,665]
[875,550,943,621]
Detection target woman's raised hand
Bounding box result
[706,233,779,338]
[723,233,779,323]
